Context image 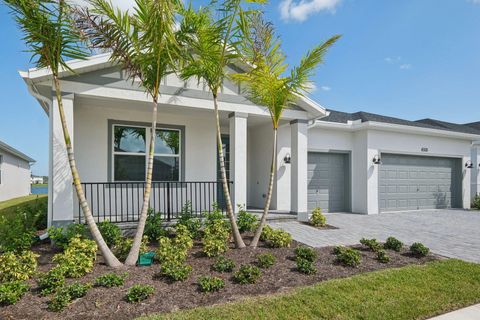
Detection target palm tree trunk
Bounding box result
[213,95,246,248]
[125,98,158,266]
[53,76,122,268]
[250,127,277,248]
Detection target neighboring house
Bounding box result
[31,175,44,184]
[20,53,480,227]
[0,140,35,202]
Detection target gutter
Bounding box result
[22,75,52,114]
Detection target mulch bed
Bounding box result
[300,222,339,230]
[0,236,440,320]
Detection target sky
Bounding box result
[1,0,480,176]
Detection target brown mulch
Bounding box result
[299,222,339,230]
[0,236,439,320]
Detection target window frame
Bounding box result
[109,121,185,182]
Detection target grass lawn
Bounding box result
[0,194,47,217]
[143,259,480,320]
[32,183,48,187]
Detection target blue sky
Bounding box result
[1,0,479,176]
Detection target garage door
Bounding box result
[308,152,349,213]
[379,154,462,212]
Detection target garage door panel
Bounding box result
[379,154,461,212]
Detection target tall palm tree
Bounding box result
[233,14,340,248]
[4,0,122,267]
[76,0,182,265]
[178,0,265,249]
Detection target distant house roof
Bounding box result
[0,140,35,163]
[319,109,480,136]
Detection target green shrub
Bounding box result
[0,281,29,305]
[53,235,97,278]
[174,224,194,251]
[48,224,88,250]
[156,235,190,265]
[0,250,38,282]
[360,238,382,252]
[204,206,225,227]
[265,229,292,248]
[334,246,361,267]
[212,256,235,273]
[160,262,192,282]
[472,194,480,209]
[145,209,168,242]
[97,221,122,247]
[202,218,230,257]
[236,206,257,232]
[177,202,202,239]
[115,236,148,261]
[309,208,326,227]
[260,225,274,241]
[410,242,430,257]
[296,258,317,275]
[47,291,71,312]
[294,246,317,263]
[198,276,225,293]
[37,266,66,296]
[257,253,276,269]
[377,250,390,263]
[61,282,91,299]
[233,265,261,284]
[95,273,127,288]
[0,213,36,252]
[125,284,155,303]
[384,237,403,252]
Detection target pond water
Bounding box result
[31,185,48,195]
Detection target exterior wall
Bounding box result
[472,145,480,200]
[0,150,31,201]
[274,124,292,211]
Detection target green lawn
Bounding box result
[0,194,47,217]
[142,259,480,320]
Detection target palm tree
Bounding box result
[233,14,340,248]
[178,1,265,249]
[4,0,122,267]
[76,0,182,265]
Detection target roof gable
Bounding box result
[0,140,35,163]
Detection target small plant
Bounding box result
[202,218,230,257]
[95,273,127,288]
[257,253,276,269]
[360,238,382,252]
[233,265,261,284]
[37,266,66,296]
[410,242,430,257]
[236,206,257,232]
[156,237,189,265]
[384,237,403,252]
[125,284,155,303]
[53,236,97,278]
[61,282,91,299]
[115,236,148,261]
[265,229,292,248]
[0,214,36,252]
[296,258,317,275]
[145,209,168,242]
[48,224,88,250]
[47,291,71,312]
[198,276,225,293]
[177,202,202,239]
[0,281,29,305]
[377,250,390,263]
[334,246,361,267]
[260,225,274,241]
[472,194,480,210]
[0,250,38,282]
[309,208,326,227]
[97,220,122,247]
[174,224,194,251]
[294,246,317,262]
[160,262,192,282]
[212,256,235,272]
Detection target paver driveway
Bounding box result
[270,210,480,263]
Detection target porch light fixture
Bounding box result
[465,160,473,169]
[284,153,291,164]
[372,155,382,165]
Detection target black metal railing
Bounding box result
[77,181,232,223]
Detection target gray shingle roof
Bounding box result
[0,140,35,163]
[319,109,480,136]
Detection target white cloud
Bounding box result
[279,0,341,22]
[320,85,331,91]
[384,56,412,70]
[68,0,137,11]
[468,0,480,4]
[399,63,411,70]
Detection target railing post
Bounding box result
[167,182,171,221]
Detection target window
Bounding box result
[112,125,181,182]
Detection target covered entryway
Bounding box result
[307,152,350,213]
[379,154,462,212]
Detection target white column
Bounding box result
[291,120,308,221]
[463,156,472,209]
[229,112,248,213]
[50,94,75,227]
[472,146,479,200]
[367,148,380,214]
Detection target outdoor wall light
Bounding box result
[372,155,382,165]
[465,160,473,169]
[284,153,291,164]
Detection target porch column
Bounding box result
[472,145,479,200]
[291,120,308,221]
[229,112,248,213]
[49,93,75,227]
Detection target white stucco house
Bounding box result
[0,140,35,202]
[20,53,480,227]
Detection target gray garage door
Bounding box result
[308,152,349,213]
[379,154,462,212]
